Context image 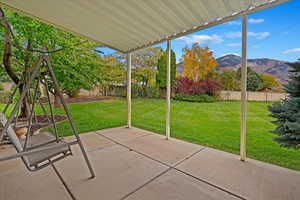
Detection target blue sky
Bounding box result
[100,0,300,63]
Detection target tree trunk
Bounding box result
[19,84,30,118]
[19,39,33,118]
[0,8,19,84]
[0,8,33,118]
[54,92,61,108]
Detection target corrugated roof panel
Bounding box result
[0,0,290,53]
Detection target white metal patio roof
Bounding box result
[0,0,290,53]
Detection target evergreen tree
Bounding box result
[237,67,262,91]
[269,60,300,148]
[156,49,176,89]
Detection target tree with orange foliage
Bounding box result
[182,44,218,81]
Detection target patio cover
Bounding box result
[0,0,290,53]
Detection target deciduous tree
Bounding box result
[260,74,282,89]
[0,8,104,112]
[182,44,218,81]
[112,47,162,88]
[219,70,240,91]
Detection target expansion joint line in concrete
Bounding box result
[96,132,247,200]
[120,166,172,200]
[97,132,170,167]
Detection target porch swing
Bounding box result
[0,54,95,199]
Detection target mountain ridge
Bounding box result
[176,54,290,84]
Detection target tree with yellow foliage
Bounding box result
[183,44,218,81]
[260,73,282,89]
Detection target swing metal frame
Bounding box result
[0,54,95,200]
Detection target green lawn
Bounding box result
[1,99,300,171]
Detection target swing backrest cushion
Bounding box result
[0,112,32,167]
[1,112,71,168]
[0,112,24,152]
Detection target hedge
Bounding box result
[173,94,217,103]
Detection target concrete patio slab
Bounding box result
[125,169,240,200]
[177,147,300,200]
[0,166,69,200]
[0,143,17,157]
[0,144,24,173]
[96,126,151,143]
[56,145,168,200]
[64,131,115,156]
[123,133,204,166]
[2,127,300,200]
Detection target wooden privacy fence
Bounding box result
[220,91,287,102]
[79,88,287,102]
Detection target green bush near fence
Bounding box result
[173,93,218,103]
[105,85,160,98]
[132,85,160,98]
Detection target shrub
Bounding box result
[132,85,160,98]
[173,93,217,103]
[103,86,126,97]
[176,77,194,94]
[65,89,80,98]
[103,85,160,98]
[176,77,223,96]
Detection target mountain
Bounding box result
[216,54,290,84]
[216,54,241,69]
[177,54,290,84]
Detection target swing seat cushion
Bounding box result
[21,132,56,148]
[26,141,70,167]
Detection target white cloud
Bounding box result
[225,31,270,39]
[226,21,241,25]
[226,43,241,47]
[226,18,264,25]
[176,34,223,45]
[248,32,270,39]
[283,48,300,54]
[221,53,240,57]
[248,18,265,23]
[225,32,242,38]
